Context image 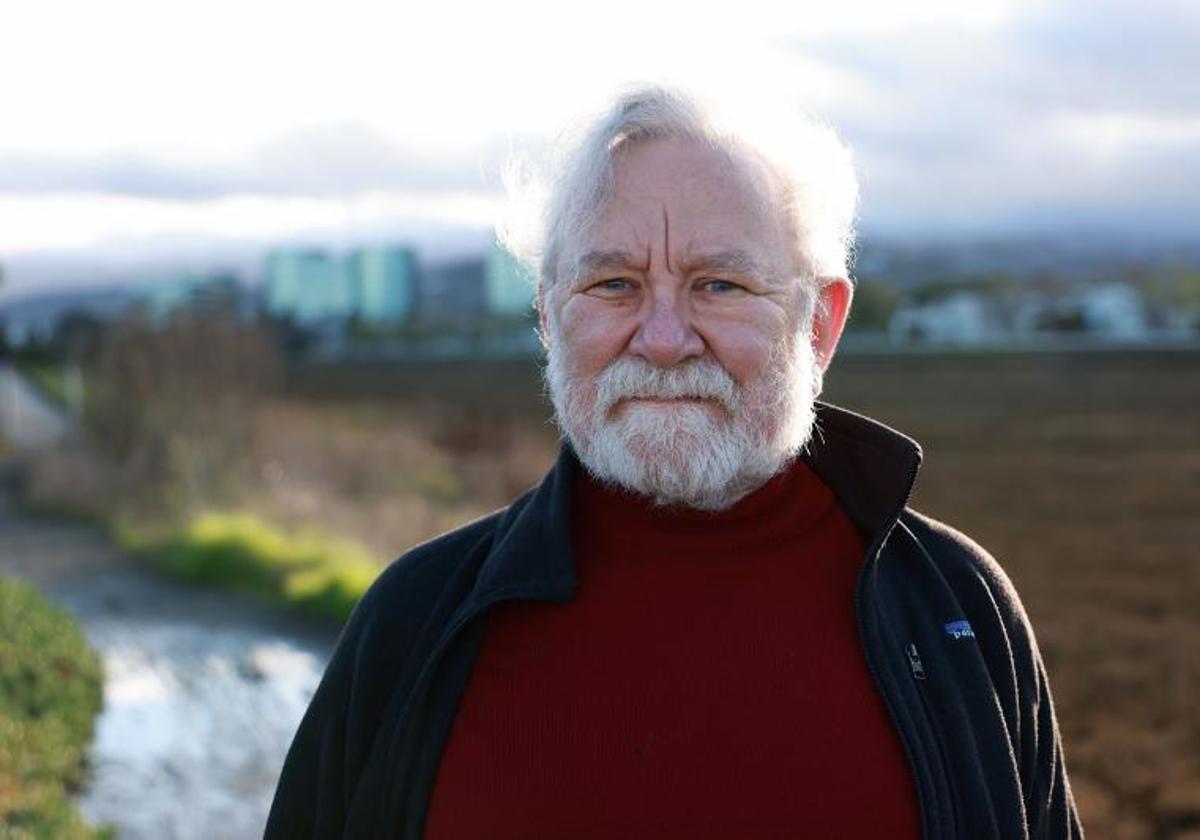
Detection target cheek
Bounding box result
[559,299,633,376]
[696,308,790,385]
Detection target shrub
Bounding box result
[0,576,109,839]
[80,311,281,518]
[122,512,381,623]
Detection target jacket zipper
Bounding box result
[855,551,941,840]
[852,450,949,840]
[906,642,927,680]
[906,638,963,838]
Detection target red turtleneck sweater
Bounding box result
[424,457,922,838]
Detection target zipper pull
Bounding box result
[905,642,926,681]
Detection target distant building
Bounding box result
[264,249,350,325]
[889,293,1003,345]
[1077,283,1147,340]
[418,258,487,324]
[346,246,418,325]
[141,277,194,321]
[190,275,242,313]
[484,240,535,317]
[139,273,243,323]
[1013,282,1149,341]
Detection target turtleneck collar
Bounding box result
[468,401,923,603]
[571,455,839,556]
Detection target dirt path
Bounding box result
[0,363,73,450]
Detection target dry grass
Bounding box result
[242,398,558,560]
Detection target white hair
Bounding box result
[498,83,860,315]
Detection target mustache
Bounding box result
[594,357,741,415]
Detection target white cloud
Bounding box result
[1,0,1197,252]
[0,190,504,253]
[1047,112,1200,162]
[3,0,1019,160]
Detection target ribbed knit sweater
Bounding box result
[424,456,921,838]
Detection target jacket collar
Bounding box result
[802,401,923,543]
[470,400,923,605]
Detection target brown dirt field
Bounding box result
[292,349,1200,838]
[825,350,1200,840]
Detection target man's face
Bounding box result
[543,136,826,510]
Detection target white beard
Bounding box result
[544,330,821,511]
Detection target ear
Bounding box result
[810,277,853,372]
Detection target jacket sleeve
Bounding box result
[263,591,378,838]
[906,511,1084,839]
[263,550,437,839]
[262,515,497,839]
[1007,589,1083,840]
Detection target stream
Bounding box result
[0,491,338,839]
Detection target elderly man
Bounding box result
[266,87,1082,839]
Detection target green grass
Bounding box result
[0,576,110,839]
[118,513,380,623]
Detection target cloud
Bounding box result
[782,0,1200,232]
[0,122,523,200]
[0,154,223,199]
[1010,0,1200,117]
[0,0,1196,239]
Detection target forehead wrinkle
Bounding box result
[662,204,672,275]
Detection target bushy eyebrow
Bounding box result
[682,250,763,277]
[573,248,765,280]
[574,249,640,279]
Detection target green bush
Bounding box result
[0,576,110,839]
[121,512,380,623]
[845,276,901,332]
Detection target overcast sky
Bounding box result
[1,0,1197,295]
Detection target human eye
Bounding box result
[698,278,745,295]
[586,277,636,297]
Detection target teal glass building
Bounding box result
[264,249,350,325]
[346,246,417,324]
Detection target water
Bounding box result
[75,607,330,839]
[0,505,337,839]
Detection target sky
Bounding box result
[1,0,1197,296]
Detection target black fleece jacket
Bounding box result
[265,401,1084,839]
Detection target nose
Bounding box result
[628,285,706,367]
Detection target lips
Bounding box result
[628,396,713,404]
[611,395,726,417]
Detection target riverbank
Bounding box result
[0,575,107,838]
[0,472,339,839]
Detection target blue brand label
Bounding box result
[944,619,976,640]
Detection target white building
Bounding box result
[889,293,1001,345]
[1077,283,1148,340]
